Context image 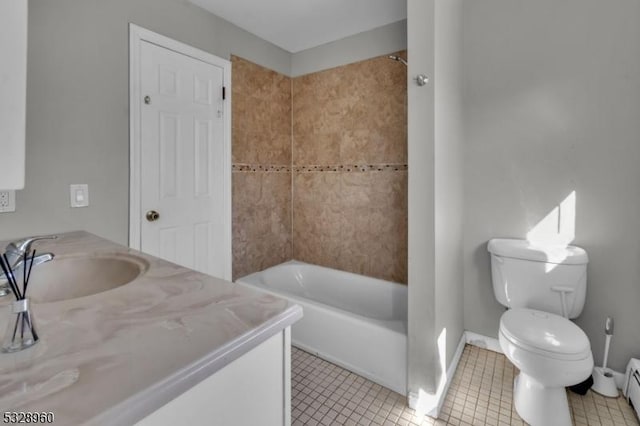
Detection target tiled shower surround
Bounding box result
[232,56,292,279]
[232,53,408,283]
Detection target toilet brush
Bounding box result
[592,316,619,397]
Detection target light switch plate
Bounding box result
[0,191,16,213]
[69,184,89,208]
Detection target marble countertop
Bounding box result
[0,231,302,425]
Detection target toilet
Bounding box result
[488,239,594,426]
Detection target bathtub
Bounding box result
[236,260,407,395]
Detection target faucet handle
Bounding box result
[6,235,58,255]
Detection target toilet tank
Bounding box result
[488,239,589,318]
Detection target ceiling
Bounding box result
[189,0,407,53]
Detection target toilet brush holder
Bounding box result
[592,366,618,397]
[592,318,618,398]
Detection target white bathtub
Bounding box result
[236,260,407,395]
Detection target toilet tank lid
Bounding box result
[488,239,588,265]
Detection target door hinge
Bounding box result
[222,86,226,100]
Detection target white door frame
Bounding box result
[128,23,232,280]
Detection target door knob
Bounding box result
[146,210,160,222]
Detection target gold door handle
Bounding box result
[146,210,160,222]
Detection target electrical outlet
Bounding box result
[0,190,16,213]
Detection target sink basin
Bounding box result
[26,253,149,303]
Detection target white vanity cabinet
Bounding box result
[0,232,302,425]
[137,328,293,426]
[0,0,28,190]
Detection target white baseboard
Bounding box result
[464,331,502,353]
[464,331,626,390]
[430,332,467,417]
[408,332,466,418]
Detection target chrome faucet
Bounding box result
[0,235,57,297]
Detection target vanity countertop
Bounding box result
[0,231,302,425]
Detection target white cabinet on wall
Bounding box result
[0,0,27,190]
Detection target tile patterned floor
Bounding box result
[291,345,640,426]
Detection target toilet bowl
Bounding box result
[499,308,593,426]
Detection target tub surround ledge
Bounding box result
[0,231,302,425]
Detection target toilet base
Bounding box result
[513,373,572,426]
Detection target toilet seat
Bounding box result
[500,308,591,361]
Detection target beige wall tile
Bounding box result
[293,132,341,165]
[256,132,291,165]
[292,170,408,283]
[290,53,407,283]
[231,128,259,164]
[231,56,291,166]
[370,171,408,210]
[293,51,407,166]
[340,173,372,208]
[231,56,293,279]
[292,202,343,271]
[337,206,372,276]
[369,206,408,283]
[293,172,342,206]
[232,171,291,280]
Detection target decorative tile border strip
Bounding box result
[294,164,408,172]
[232,164,291,172]
[232,163,408,172]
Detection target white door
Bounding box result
[137,39,227,278]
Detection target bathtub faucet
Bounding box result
[0,235,57,297]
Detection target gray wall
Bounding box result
[407,0,437,400]
[0,0,290,244]
[291,20,407,77]
[407,0,464,410]
[434,0,464,374]
[462,0,640,372]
